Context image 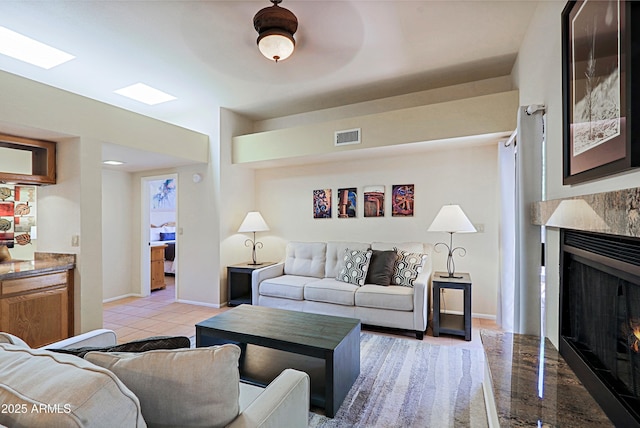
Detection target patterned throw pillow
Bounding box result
[336,248,373,286]
[392,248,427,287]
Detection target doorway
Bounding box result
[141,174,178,300]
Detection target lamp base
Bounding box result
[439,273,463,279]
[247,262,265,266]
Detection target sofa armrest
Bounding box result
[412,267,432,332]
[251,262,285,304]
[41,329,117,350]
[227,368,310,428]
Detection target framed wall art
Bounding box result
[313,189,332,219]
[337,187,357,218]
[391,184,414,217]
[364,185,385,217]
[562,0,639,184]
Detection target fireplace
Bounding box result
[560,230,640,427]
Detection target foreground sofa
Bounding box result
[0,329,310,428]
[252,241,433,339]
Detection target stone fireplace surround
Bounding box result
[533,186,640,427]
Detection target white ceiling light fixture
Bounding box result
[102,160,125,166]
[0,26,75,69]
[253,0,298,63]
[114,83,177,105]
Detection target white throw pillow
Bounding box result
[0,343,145,428]
[392,249,427,287]
[336,248,373,286]
[85,344,241,428]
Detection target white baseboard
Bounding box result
[102,293,142,303]
[176,299,227,309]
[440,309,496,320]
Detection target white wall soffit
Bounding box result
[232,90,518,166]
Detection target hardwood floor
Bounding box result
[103,276,229,344]
[103,275,499,346]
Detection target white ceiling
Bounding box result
[0,0,538,171]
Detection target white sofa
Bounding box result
[0,329,310,428]
[252,241,433,339]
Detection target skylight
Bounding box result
[114,83,177,105]
[0,26,75,69]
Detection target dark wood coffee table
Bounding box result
[196,304,361,417]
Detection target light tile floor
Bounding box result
[103,276,230,344]
[103,275,499,346]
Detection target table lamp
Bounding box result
[238,211,270,265]
[427,204,476,278]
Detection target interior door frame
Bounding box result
[140,173,178,299]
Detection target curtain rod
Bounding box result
[504,129,517,147]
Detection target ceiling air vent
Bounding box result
[334,128,361,146]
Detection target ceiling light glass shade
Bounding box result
[253,0,298,63]
[428,205,476,233]
[238,211,270,233]
[257,30,295,62]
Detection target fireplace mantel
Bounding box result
[532,187,640,237]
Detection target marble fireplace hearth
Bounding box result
[531,186,640,427]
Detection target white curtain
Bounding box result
[498,136,516,332]
[499,106,545,334]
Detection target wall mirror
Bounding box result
[0,134,56,185]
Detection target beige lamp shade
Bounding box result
[428,205,476,233]
[238,211,270,233]
[545,199,609,232]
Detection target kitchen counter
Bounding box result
[481,330,613,427]
[0,252,76,280]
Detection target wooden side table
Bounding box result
[432,272,472,341]
[227,262,275,306]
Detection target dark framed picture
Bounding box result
[562,0,639,184]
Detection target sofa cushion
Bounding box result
[0,332,29,348]
[0,343,145,428]
[392,249,428,287]
[325,241,370,278]
[365,250,398,286]
[355,284,414,311]
[336,248,372,286]
[260,275,314,300]
[284,242,326,278]
[85,344,241,428]
[48,335,191,358]
[304,278,358,306]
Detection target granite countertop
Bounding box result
[0,252,76,280]
[481,330,613,427]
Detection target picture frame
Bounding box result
[562,0,639,184]
[391,184,414,217]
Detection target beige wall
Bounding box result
[254,142,500,318]
[102,169,134,300]
[514,1,640,346]
[0,70,211,332]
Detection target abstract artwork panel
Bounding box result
[0,232,14,248]
[391,184,414,217]
[151,179,176,211]
[364,185,385,217]
[313,189,332,219]
[0,201,14,217]
[337,187,357,218]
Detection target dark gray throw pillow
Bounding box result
[48,335,191,358]
[365,250,398,286]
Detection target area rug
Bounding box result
[308,333,488,427]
